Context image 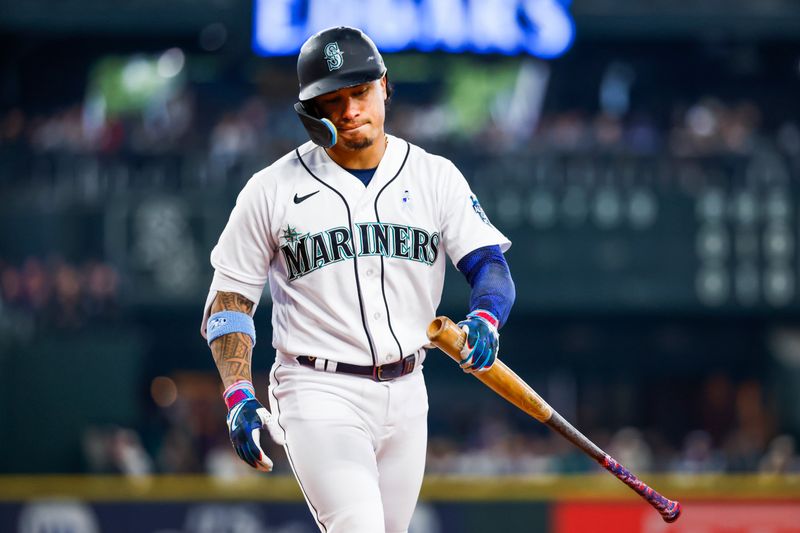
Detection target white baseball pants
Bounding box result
[268,355,428,533]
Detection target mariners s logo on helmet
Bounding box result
[324,42,343,71]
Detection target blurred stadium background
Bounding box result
[2,0,800,531]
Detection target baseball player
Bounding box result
[202,26,516,533]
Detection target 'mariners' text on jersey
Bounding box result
[280,222,440,281]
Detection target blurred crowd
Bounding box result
[0,92,287,163]
[424,376,800,477]
[81,371,800,478]
[0,256,120,332]
[3,90,800,172]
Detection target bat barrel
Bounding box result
[427,317,465,359]
[427,317,445,336]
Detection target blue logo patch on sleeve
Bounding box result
[470,195,493,226]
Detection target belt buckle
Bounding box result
[376,354,416,382]
[376,364,396,381]
[403,354,416,374]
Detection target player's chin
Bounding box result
[340,133,375,151]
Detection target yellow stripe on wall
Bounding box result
[0,474,798,502]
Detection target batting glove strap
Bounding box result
[467,309,499,329]
[223,380,256,410]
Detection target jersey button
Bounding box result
[366,268,374,277]
[373,312,381,320]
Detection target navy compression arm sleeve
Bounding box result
[456,245,516,328]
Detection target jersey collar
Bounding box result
[299,134,407,199]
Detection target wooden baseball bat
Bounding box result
[427,316,682,523]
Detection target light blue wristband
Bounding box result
[207,311,256,347]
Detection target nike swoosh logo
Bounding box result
[294,191,320,204]
[229,402,245,431]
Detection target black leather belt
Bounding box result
[297,353,417,382]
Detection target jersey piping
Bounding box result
[295,147,379,367]
[373,141,412,360]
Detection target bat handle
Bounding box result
[602,455,682,523]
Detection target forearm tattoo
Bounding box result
[209,291,255,388]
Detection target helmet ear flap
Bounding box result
[294,102,338,148]
[301,99,321,119]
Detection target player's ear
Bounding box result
[380,75,388,101]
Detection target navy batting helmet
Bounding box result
[294,26,387,148]
[297,26,387,102]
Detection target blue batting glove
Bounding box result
[224,381,281,472]
[457,310,500,373]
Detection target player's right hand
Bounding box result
[226,397,279,472]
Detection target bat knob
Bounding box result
[662,501,681,523]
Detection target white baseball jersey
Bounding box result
[205,134,510,366]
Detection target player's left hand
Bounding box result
[226,397,281,472]
[457,310,499,373]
